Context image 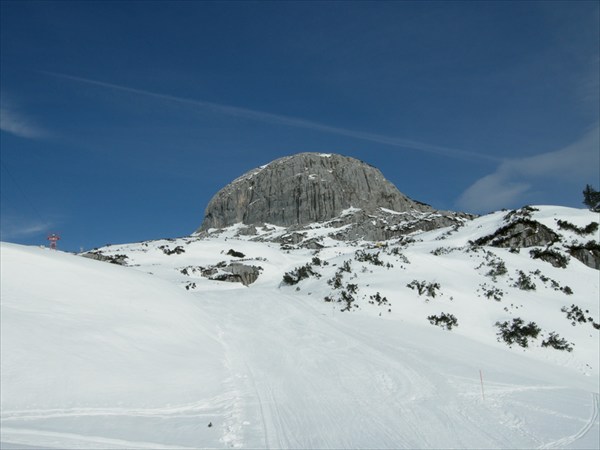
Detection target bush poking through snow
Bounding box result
[486,259,508,279]
[529,248,569,268]
[495,318,541,348]
[311,256,328,266]
[407,280,441,299]
[354,250,385,266]
[407,280,426,295]
[478,284,504,301]
[503,206,539,222]
[561,304,599,329]
[282,264,320,285]
[227,249,245,258]
[513,270,536,291]
[159,245,185,255]
[340,260,352,273]
[346,283,358,294]
[340,290,356,312]
[541,332,574,352]
[428,313,458,330]
[556,220,599,235]
[368,292,389,306]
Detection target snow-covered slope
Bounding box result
[1,206,599,449]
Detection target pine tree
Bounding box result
[582,184,600,212]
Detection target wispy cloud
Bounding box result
[457,124,600,212]
[42,71,501,163]
[0,216,52,241]
[0,97,47,139]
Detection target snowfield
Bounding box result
[1,206,599,449]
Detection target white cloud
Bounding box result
[0,217,51,240]
[457,124,600,212]
[43,71,500,162]
[0,98,47,139]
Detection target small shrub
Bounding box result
[355,250,389,267]
[407,280,440,299]
[427,313,458,330]
[541,332,574,352]
[561,304,590,326]
[426,282,441,298]
[386,247,410,264]
[479,284,504,301]
[495,318,541,348]
[346,283,358,294]
[311,256,328,266]
[556,220,599,236]
[159,245,185,255]
[369,292,389,306]
[529,248,569,268]
[282,264,319,285]
[431,247,452,256]
[340,290,356,312]
[503,205,539,222]
[486,259,508,279]
[407,280,426,296]
[513,270,536,291]
[227,249,245,258]
[327,272,344,289]
[340,260,352,273]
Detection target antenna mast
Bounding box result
[47,233,61,250]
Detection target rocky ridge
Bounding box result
[198,153,472,241]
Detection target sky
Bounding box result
[1,1,599,252]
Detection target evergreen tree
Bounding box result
[582,184,600,212]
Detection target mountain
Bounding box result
[2,201,598,448]
[198,153,473,241]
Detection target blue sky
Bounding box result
[1,1,598,252]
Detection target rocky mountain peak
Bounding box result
[198,153,433,232]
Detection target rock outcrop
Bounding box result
[199,153,433,231]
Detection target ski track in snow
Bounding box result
[0,427,198,450]
[207,292,600,449]
[539,392,599,449]
[209,294,527,448]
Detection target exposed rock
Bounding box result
[277,232,307,245]
[475,219,560,248]
[197,153,475,241]
[199,153,433,231]
[322,208,471,242]
[235,226,258,236]
[568,242,600,270]
[300,238,325,250]
[81,251,128,266]
[201,262,262,286]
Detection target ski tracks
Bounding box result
[539,392,599,449]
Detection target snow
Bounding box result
[1,205,599,449]
[380,207,404,215]
[339,206,361,216]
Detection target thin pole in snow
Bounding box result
[479,369,485,401]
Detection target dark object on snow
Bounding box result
[227,249,245,258]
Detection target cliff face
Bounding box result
[199,153,432,230]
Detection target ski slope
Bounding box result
[1,205,599,448]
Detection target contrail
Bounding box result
[42,71,501,162]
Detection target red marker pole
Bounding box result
[479,369,485,401]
